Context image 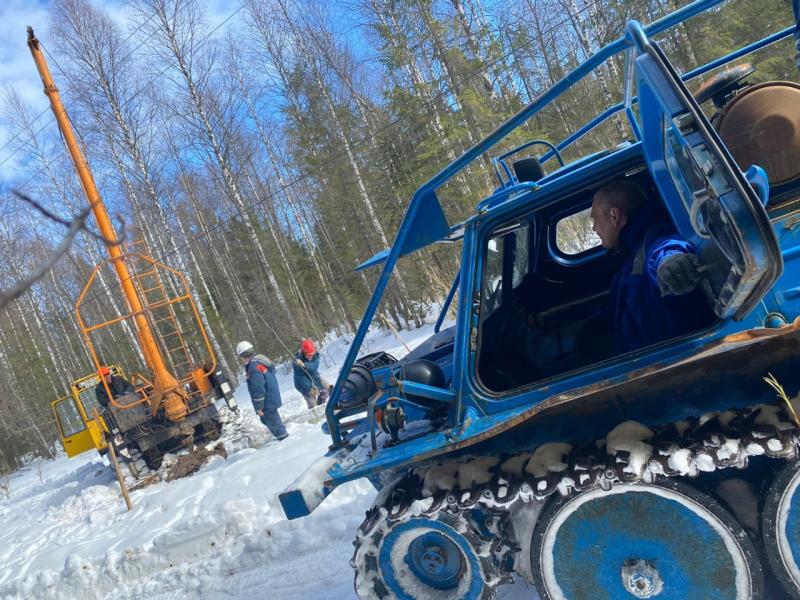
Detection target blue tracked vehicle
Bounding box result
[281,1,800,598]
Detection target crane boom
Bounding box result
[27,26,188,420]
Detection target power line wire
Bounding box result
[9,0,605,340]
[1,3,246,173]
[6,1,249,197]
[15,0,604,329]
[0,10,161,166]
[162,0,606,254]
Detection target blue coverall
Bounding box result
[292,351,323,397]
[245,354,287,439]
[610,209,712,353]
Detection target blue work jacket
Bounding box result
[245,354,282,412]
[610,210,711,353]
[293,351,323,396]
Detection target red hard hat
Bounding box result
[301,339,315,355]
[99,366,110,376]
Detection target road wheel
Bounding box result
[762,459,800,599]
[353,512,497,599]
[531,480,763,600]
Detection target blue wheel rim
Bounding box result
[378,518,484,600]
[777,465,800,585]
[406,531,464,589]
[541,485,750,600]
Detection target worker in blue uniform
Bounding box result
[590,180,712,353]
[236,341,288,441]
[293,339,329,409]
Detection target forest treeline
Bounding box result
[0,0,795,470]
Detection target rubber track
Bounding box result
[351,403,799,598]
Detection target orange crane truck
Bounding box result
[27,27,237,474]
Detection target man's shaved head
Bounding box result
[593,181,646,217]
[590,180,647,249]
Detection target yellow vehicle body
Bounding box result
[50,367,124,458]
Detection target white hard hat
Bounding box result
[235,340,254,357]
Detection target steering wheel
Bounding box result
[693,63,755,108]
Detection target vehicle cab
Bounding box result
[52,367,123,457]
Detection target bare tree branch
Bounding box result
[0,191,126,311]
[12,190,127,246]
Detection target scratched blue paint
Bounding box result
[379,519,484,600]
[550,491,741,599]
[327,350,797,486]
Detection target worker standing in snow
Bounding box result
[293,339,329,409]
[236,341,288,441]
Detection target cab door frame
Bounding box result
[629,21,782,320]
[52,372,115,458]
[52,395,99,457]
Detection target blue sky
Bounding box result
[0,0,53,177]
[0,0,234,179]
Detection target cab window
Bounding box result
[476,170,716,395]
[555,208,601,255]
[78,385,104,419]
[54,398,86,437]
[482,236,505,319]
[480,223,530,321]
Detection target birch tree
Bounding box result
[134,0,299,342]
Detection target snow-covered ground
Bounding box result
[0,319,536,599]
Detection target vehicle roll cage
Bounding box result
[325,0,800,446]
